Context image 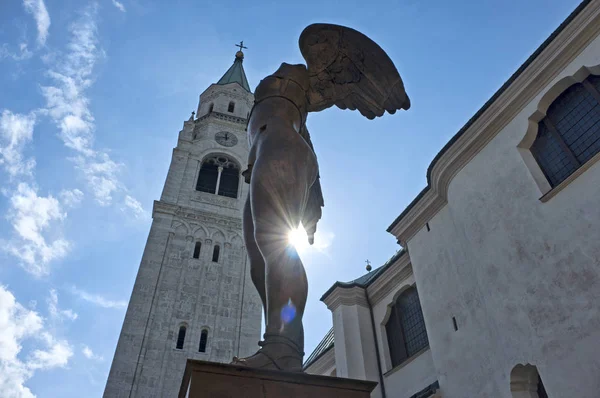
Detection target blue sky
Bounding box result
[0,0,582,396]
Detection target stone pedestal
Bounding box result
[178,360,377,398]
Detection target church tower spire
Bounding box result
[216,42,251,92]
[104,51,261,398]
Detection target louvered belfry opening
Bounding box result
[196,156,240,198]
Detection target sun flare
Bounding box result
[288,226,309,252]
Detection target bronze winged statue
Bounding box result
[232,23,410,372]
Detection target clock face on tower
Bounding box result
[215,131,238,147]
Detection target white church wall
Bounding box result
[404,27,600,398]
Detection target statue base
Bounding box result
[178,359,377,398]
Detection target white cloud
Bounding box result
[81,345,104,361]
[22,0,51,46]
[0,43,33,61]
[59,189,83,208]
[0,110,36,178]
[47,290,78,322]
[122,195,145,218]
[312,230,335,253]
[0,285,73,398]
[71,286,127,309]
[40,5,143,213]
[72,154,122,206]
[29,334,72,370]
[111,0,126,12]
[4,183,70,276]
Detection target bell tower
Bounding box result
[104,49,262,398]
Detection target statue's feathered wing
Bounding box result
[299,23,410,119]
[298,24,409,243]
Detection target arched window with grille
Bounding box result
[196,155,240,198]
[176,325,186,349]
[531,74,600,187]
[212,245,220,262]
[199,329,208,352]
[228,101,235,113]
[385,286,429,368]
[192,241,201,259]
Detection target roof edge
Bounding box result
[387,0,592,234]
[320,249,406,302]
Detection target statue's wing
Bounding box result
[299,23,410,119]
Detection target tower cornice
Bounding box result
[152,200,242,230]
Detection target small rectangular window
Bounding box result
[212,245,220,262]
[193,242,201,259]
[176,326,186,349]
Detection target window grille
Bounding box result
[176,326,186,349]
[532,74,600,187]
[199,330,208,352]
[385,286,429,368]
[193,242,201,259]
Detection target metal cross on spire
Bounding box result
[365,259,372,272]
[235,41,248,52]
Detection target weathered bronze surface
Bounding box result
[233,23,410,372]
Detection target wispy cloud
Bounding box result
[0,110,36,178]
[40,4,143,214]
[5,183,71,276]
[71,286,127,309]
[47,289,78,322]
[0,43,33,61]
[111,0,126,12]
[82,345,104,361]
[59,189,84,208]
[122,195,145,219]
[0,285,73,397]
[22,0,51,46]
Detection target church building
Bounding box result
[103,49,262,398]
[305,1,600,397]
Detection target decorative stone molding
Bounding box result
[153,200,242,230]
[196,111,247,126]
[388,1,600,246]
[322,286,369,311]
[367,254,413,305]
[201,87,253,107]
[190,191,239,209]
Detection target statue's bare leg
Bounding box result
[243,196,267,318]
[233,120,317,371]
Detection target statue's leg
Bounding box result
[233,122,317,371]
[243,195,267,319]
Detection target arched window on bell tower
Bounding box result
[196,155,240,198]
